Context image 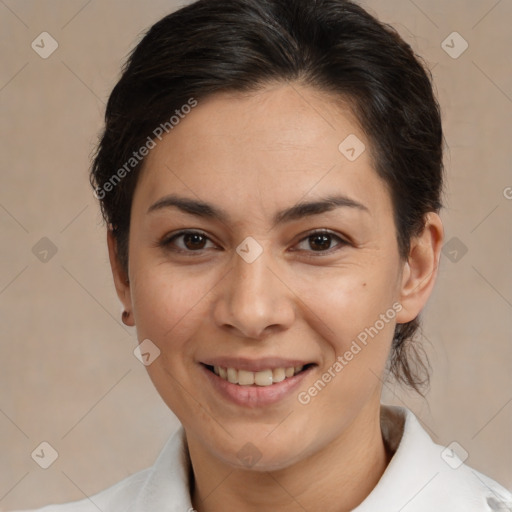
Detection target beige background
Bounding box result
[1,0,511,509]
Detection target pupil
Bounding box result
[310,234,331,251]
[185,233,206,250]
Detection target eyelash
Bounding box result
[158,229,349,257]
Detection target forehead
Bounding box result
[134,83,393,221]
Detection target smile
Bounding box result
[206,365,307,386]
[200,361,316,407]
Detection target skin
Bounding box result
[108,83,444,512]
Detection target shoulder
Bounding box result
[10,427,193,512]
[428,442,512,511]
[8,468,152,512]
[436,455,512,511]
[362,405,512,512]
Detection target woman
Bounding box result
[16,0,511,510]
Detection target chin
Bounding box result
[222,447,305,473]
[208,427,315,472]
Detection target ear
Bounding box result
[395,212,444,324]
[107,228,134,326]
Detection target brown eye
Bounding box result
[182,232,208,250]
[294,230,348,254]
[160,231,216,252]
[309,233,333,251]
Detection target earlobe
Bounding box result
[396,213,444,324]
[107,229,134,326]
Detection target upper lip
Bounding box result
[200,357,315,372]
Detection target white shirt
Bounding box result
[12,405,512,511]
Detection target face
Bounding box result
[110,83,438,471]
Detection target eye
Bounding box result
[160,230,217,253]
[159,229,349,256]
[293,230,348,255]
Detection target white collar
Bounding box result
[46,405,512,511]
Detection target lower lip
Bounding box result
[200,364,314,408]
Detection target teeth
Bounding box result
[272,367,285,383]
[227,367,238,384]
[212,365,304,386]
[254,369,273,386]
[238,370,255,385]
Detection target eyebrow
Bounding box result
[147,193,369,228]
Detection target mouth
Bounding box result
[199,360,317,408]
[203,363,315,386]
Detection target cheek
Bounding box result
[128,265,214,420]
[298,262,398,339]
[292,260,399,392]
[130,264,210,351]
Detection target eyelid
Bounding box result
[290,229,350,255]
[159,230,218,252]
[159,228,350,256]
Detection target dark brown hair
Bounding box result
[90,0,443,394]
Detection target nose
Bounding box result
[212,244,296,340]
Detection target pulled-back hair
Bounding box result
[90,0,443,394]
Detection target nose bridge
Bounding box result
[213,240,294,339]
[235,248,272,302]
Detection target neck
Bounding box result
[188,400,391,512]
